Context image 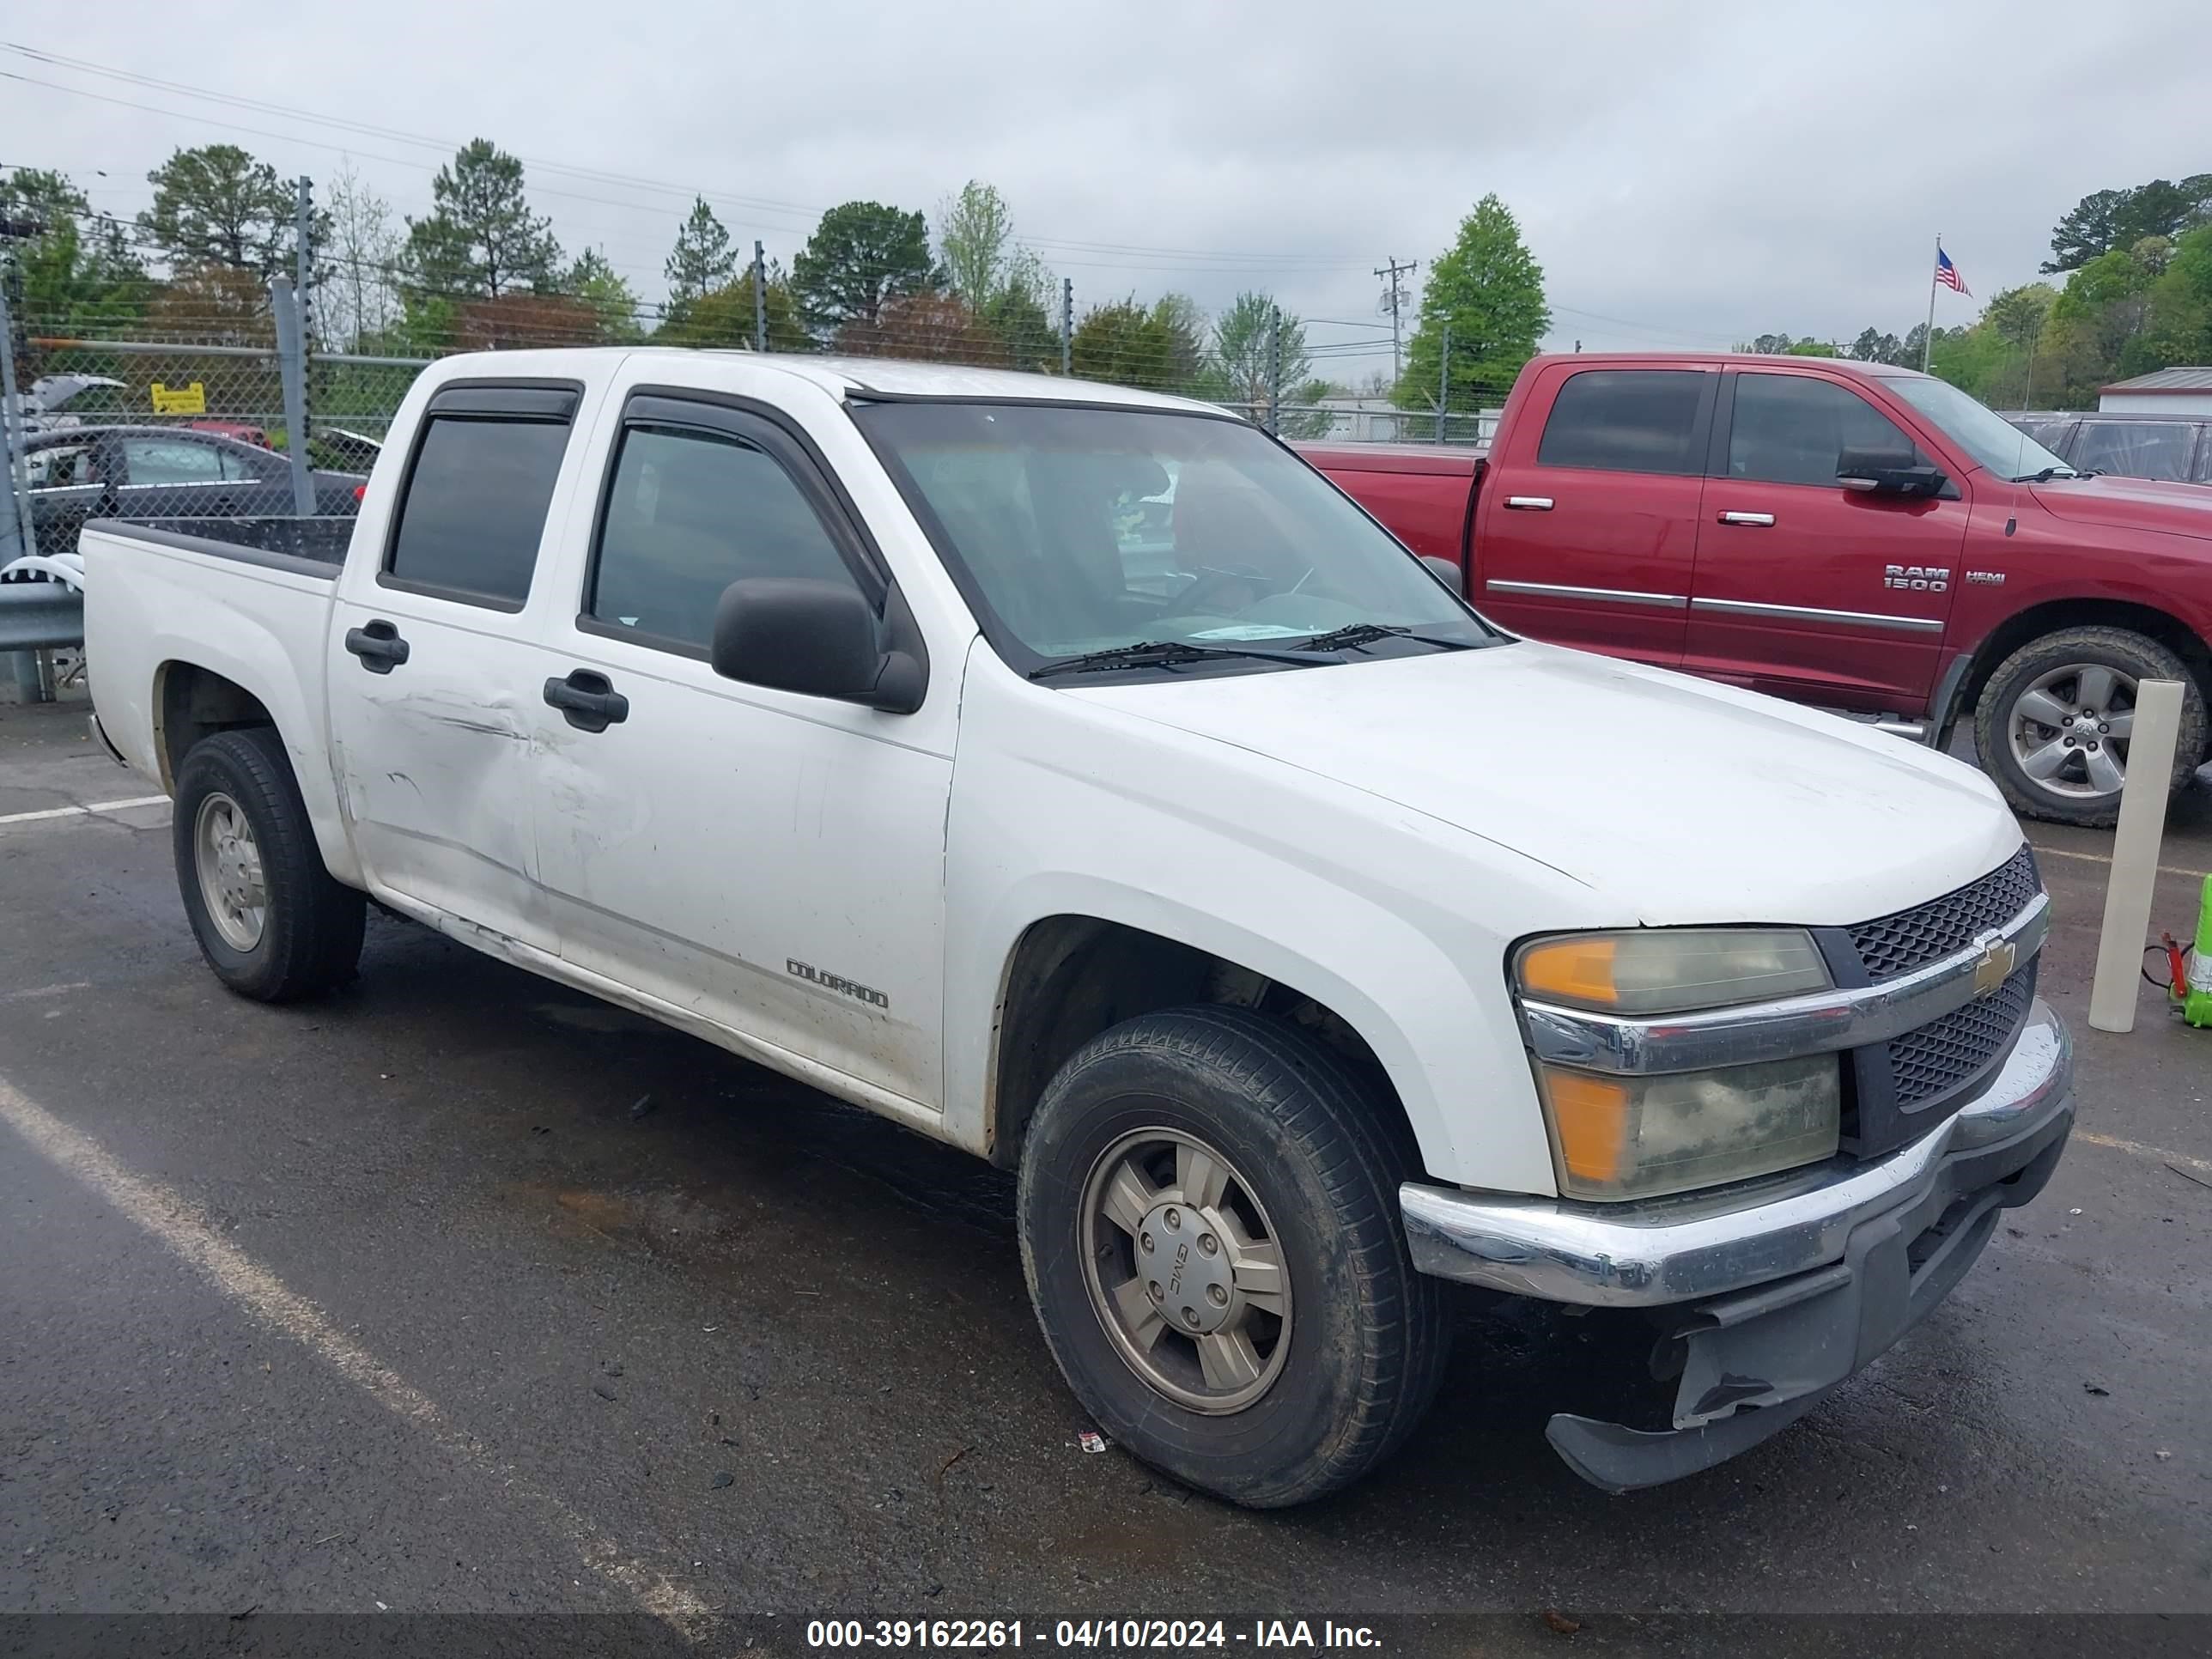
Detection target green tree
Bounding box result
[983,280,1058,371]
[566,247,644,342]
[401,139,562,301]
[2,168,145,332]
[792,201,937,336]
[2045,174,2212,272]
[933,185,1061,368]
[1784,339,1840,356]
[664,197,736,310]
[2136,224,2212,375]
[1151,293,1208,388]
[1070,295,1207,391]
[1205,291,1314,412]
[1397,194,1548,412]
[139,144,299,276]
[1847,327,1909,365]
[937,180,1014,309]
[658,264,809,351]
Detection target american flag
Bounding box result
[1936,247,1970,296]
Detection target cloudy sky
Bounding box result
[6,0,2209,385]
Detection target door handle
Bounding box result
[1717,511,1776,527]
[544,669,629,733]
[1504,495,1554,511]
[343,620,410,673]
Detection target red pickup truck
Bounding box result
[1303,352,2212,826]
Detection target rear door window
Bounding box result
[1534,369,1711,475]
[2071,420,2197,483]
[385,391,576,609]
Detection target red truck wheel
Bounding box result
[1974,626,2206,828]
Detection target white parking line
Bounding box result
[0,794,170,827]
[0,981,92,1004]
[2076,1129,2212,1179]
[2031,842,2212,882]
[0,1076,714,1633]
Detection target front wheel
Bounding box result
[1017,1005,1449,1508]
[1974,625,2206,828]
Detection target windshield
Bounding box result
[1888,375,2074,480]
[854,401,1498,676]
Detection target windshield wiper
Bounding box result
[2010,465,2082,483]
[1028,640,1326,680]
[1295,622,1472,654]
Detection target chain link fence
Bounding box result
[3,166,1512,687]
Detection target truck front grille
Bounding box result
[1829,848,2045,1158]
[1848,846,2041,981]
[1888,963,2037,1110]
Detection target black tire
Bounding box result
[173,726,366,1001]
[1974,625,2206,829]
[1017,1004,1450,1508]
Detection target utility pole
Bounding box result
[1435,322,1451,443]
[1266,306,1283,434]
[1060,277,1073,376]
[752,240,768,353]
[1374,255,1416,385]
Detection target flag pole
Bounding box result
[1923,234,1941,373]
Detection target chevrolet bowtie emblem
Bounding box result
[1972,934,2016,998]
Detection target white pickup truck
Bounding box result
[84,349,2074,1505]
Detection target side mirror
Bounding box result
[1419,554,1466,596]
[1838,447,1948,498]
[709,577,926,714]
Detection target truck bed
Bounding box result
[80,517,356,882]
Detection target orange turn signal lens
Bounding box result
[1516,936,1619,1007]
[1540,1071,1632,1186]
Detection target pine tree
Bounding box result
[400,139,562,300]
[665,197,737,308]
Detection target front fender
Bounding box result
[942,659,1625,1194]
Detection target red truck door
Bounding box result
[1687,368,1967,711]
[1474,365,1717,668]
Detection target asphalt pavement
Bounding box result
[2,694,2208,1651]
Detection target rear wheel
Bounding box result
[173,726,365,1000]
[1017,1005,1449,1508]
[1974,625,2204,827]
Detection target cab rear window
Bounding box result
[385,387,577,609]
[1535,369,1709,476]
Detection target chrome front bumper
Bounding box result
[1401,999,2072,1492]
[1401,999,2072,1308]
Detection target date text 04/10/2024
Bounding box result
[803,1620,1382,1650]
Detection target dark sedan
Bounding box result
[21,425,365,554]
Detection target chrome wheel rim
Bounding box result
[194,792,267,951]
[1078,1127,1291,1415]
[2008,662,2136,800]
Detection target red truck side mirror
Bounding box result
[1419,555,1466,595]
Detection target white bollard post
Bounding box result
[2087,678,2187,1033]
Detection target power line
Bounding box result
[1,44,1372,274]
